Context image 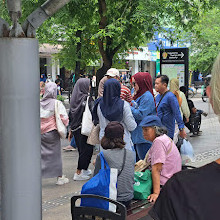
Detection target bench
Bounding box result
[71,194,126,219]
[127,199,153,220]
[71,194,153,220]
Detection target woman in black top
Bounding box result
[69,78,94,181]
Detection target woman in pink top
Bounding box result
[40,82,69,185]
[140,115,182,202]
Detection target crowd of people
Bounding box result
[40,52,220,219]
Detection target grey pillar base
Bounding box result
[0,38,41,220]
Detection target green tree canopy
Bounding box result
[1,0,218,79]
[188,7,220,73]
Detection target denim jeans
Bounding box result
[70,135,77,148]
[135,142,152,160]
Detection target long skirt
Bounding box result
[41,130,62,178]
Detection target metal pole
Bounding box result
[0,38,41,220]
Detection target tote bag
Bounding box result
[81,152,118,212]
[55,100,67,139]
[133,170,152,200]
[81,96,93,136]
[87,124,100,145]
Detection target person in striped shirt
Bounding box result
[120,83,133,103]
[98,68,133,103]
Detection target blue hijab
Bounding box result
[99,78,124,122]
[40,74,47,83]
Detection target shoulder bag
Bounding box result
[156,90,169,108]
[81,152,118,212]
[81,96,93,136]
[55,100,67,139]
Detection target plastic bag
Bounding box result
[133,170,152,200]
[180,139,195,164]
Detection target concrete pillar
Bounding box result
[0,38,41,220]
[51,58,56,81]
[57,60,60,76]
[149,61,156,79]
[46,57,52,79]
[134,60,139,75]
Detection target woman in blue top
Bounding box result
[131,72,157,160]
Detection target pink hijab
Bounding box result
[40,82,57,111]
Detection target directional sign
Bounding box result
[160,48,189,91]
[160,48,188,64]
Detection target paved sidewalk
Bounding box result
[186,98,220,167]
[42,97,220,220]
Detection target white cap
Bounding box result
[106,68,120,77]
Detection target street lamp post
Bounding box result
[0,1,70,219]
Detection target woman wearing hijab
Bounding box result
[93,78,137,156]
[170,78,190,143]
[40,73,47,83]
[131,72,157,160]
[40,82,69,185]
[68,78,94,181]
[170,78,190,120]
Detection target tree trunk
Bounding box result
[96,59,112,94]
[74,30,82,81]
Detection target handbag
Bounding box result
[81,152,118,212]
[133,170,152,200]
[81,96,93,136]
[135,151,151,172]
[54,100,67,139]
[87,124,100,145]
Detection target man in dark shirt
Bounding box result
[149,160,220,220]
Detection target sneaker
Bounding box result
[202,112,208,117]
[190,133,198,137]
[73,172,90,181]
[56,175,69,185]
[82,169,92,176]
[63,145,76,151]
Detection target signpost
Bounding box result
[160,48,189,88]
